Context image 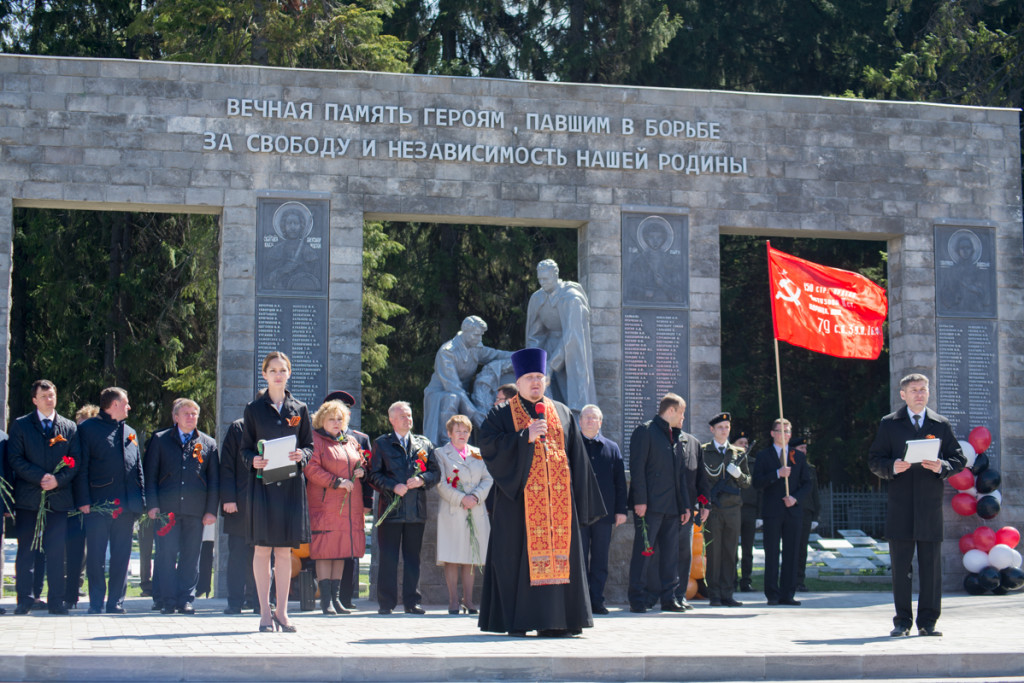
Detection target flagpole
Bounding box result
[773,337,790,497]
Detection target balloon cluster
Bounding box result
[949,426,1001,520]
[948,426,1022,594]
[961,526,1024,594]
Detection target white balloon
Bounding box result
[1010,549,1023,570]
[959,440,977,469]
[966,487,978,497]
[989,544,1015,570]
[963,548,990,573]
[976,490,1002,504]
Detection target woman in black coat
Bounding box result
[242,351,313,632]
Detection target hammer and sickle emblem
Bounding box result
[775,278,801,303]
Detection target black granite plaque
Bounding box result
[621,309,689,466]
[254,196,330,410]
[255,298,328,410]
[622,212,688,307]
[936,320,999,458]
[935,226,996,318]
[256,198,329,297]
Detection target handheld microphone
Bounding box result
[535,403,546,442]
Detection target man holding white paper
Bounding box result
[868,373,965,638]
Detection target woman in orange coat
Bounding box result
[305,400,367,615]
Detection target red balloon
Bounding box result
[995,526,1021,549]
[974,526,997,552]
[948,468,975,491]
[951,493,977,516]
[968,426,992,454]
[959,533,978,554]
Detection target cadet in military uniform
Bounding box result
[700,413,751,607]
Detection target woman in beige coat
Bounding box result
[435,414,493,614]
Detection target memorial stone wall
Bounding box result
[0,55,1021,595]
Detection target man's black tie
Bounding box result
[913,415,921,432]
[42,418,52,435]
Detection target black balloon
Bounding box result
[978,566,1001,591]
[999,567,1024,591]
[976,495,1001,520]
[964,573,987,595]
[971,452,990,475]
[975,468,1001,494]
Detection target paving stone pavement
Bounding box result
[0,591,1021,681]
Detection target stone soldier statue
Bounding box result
[524,259,596,413]
[422,316,512,445]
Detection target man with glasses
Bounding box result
[753,419,812,606]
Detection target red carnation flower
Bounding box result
[112,507,123,520]
[113,498,120,505]
[62,455,75,468]
[697,495,709,506]
[642,547,654,557]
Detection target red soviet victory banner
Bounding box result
[767,242,888,360]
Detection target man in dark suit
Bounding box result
[73,387,145,614]
[753,418,812,606]
[367,401,440,615]
[578,404,627,615]
[8,379,79,615]
[701,412,751,607]
[145,398,219,614]
[868,373,965,637]
[323,390,373,609]
[627,393,691,613]
[220,417,256,614]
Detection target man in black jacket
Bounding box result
[367,401,440,615]
[626,393,691,613]
[8,379,79,615]
[145,399,219,614]
[73,387,144,614]
[868,373,965,637]
[753,419,813,606]
[219,417,256,614]
[578,404,627,615]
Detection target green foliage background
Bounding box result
[1,0,1019,476]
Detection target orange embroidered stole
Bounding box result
[510,397,572,586]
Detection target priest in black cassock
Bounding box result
[477,347,606,637]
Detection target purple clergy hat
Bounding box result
[511,348,547,379]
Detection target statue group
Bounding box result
[422,259,597,445]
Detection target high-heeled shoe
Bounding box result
[460,600,478,615]
[258,619,275,633]
[272,613,297,633]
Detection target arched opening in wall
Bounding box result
[10,207,220,438]
[718,234,889,492]
[360,220,578,437]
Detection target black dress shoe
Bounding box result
[87,606,102,614]
[106,606,126,614]
[918,627,942,637]
[592,605,609,615]
[766,599,779,606]
[404,605,426,614]
[779,598,801,606]
[537,628,572,638]
[739,581,753,592]
[890,626,910,637]
[161,606,176,614]
[31,599,47,610]
[48,604,69,615]
[377,608,393,615]
[151,601,162,611]
[678,599,694,611]
[14,604,31,615]
[661,601,687,613]
[341,602,356,610]
[179,603,195,615]
[628,604,647,613]
[508,630,528,637]
[722,598,744,607]
[708,599,723,606]
[224,607,242,615]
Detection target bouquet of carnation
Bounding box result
[639,515,654,557]
[375,450,429,527]
[32,455,75,551]
[71,498,124,520]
